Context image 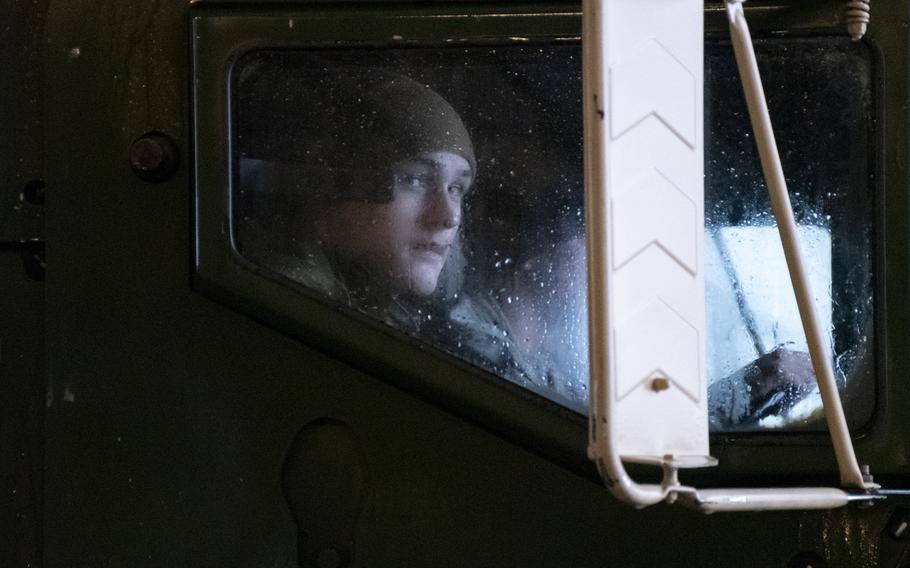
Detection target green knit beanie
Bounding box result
[239,65,476,203]
[316,72,476,202]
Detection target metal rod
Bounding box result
[725,0,867,489]
[582,0,671,507]
[679,487,879,513]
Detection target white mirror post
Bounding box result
[584,0,713,507]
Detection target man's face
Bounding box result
[321,151,473,296]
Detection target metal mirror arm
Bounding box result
[725,0,870,490]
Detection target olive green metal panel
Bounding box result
[0,250,44,567]
[0,0,47,243]
[0,0,47,564]
[23,0,910,566]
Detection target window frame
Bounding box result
[192,4,594,476]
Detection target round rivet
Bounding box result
[129,132,178,183]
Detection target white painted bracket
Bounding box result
[584,0,712,505]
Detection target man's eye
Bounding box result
[448,183,465,197]
[400,174,430,189]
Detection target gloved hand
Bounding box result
[709,345,818,430]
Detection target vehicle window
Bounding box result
[705,38,874,431]
[230,38,874,429]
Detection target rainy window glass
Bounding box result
[230,38,874,428]
[705,38,874,431]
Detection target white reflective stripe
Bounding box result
[585,0,708,471]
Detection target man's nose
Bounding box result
[425,185,461,229]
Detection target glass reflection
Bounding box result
[233,49,587,410]
[706,226,831,429]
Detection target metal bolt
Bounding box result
[846,1,871,41]
[887,507,910,541]
[129,132,179,183]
